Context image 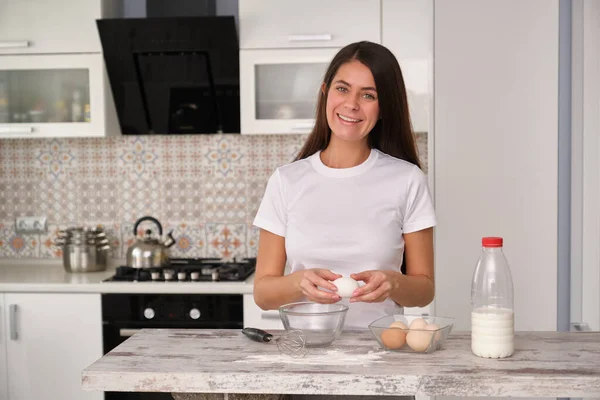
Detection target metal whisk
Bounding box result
[242,327,307,357]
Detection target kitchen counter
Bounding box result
[82,329,600,398]
[0,263,254,294]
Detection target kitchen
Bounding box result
[1,0,599,399]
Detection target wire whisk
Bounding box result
[242,327,307,357]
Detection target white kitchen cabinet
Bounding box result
[1,293,103,400]
[0,295,7,400]
[240,48,340,134]
[0,53,119,138]
[0,0,120,55]
[239,0,380,50]
[243,294,283,330]
[382,0,433,133]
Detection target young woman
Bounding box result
[252,41,436,329]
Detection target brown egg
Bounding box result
[380,328,407,349]
[389,321,408,330]
[406,330,434,352]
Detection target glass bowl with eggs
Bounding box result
[368,315,455,353]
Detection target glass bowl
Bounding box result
[368,314,455,353]
[279,302,348,347]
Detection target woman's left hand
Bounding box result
[349,270,395,303]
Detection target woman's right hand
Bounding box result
[297,269,343,304]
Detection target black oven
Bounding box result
[102,293,243,400]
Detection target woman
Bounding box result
[252,41,436,329]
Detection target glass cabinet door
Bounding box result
[0,54,110,137]
[255,63,327,121]
[0,69,90,125]
[240,48,340,134]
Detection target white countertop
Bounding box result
[0,261,254,294]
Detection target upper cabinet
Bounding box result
[239,0,381,50]
[240,48,340,134]
[238,0,381,134]
[0,0,121,138]
[0,54,118,138]
[382,0,433,133]
[0,0,120,54]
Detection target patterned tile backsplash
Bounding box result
[0,133,427,260]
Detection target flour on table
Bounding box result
[234,349,386,365]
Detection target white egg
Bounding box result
[409,317,428,330]
[406,330,433,352]
[333,277,359,298]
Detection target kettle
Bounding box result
[126,216,176,268]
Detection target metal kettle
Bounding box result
[126,216,176,268]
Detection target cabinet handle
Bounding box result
[288,34,332,42]
[292,122,315,130]
[0,127,34,134]
[0,41,29,49]
[9,304,18,341]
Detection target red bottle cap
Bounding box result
[482,237,503,247]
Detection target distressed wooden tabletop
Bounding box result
[82,329,600,397]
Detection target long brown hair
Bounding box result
[295,41,421,169]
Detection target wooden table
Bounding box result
[82,329,600,398]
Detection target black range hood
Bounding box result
[97,16,240,135]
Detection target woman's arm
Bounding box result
[351,227,435,307]
[253,229,342,310]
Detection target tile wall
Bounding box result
[0,133,427,260]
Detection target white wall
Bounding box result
[434,0,559,331]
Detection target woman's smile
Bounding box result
[337,113,363,124]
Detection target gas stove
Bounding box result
[102,257,256,283]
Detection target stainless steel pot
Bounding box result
[56,226,110,272]
[62,244,108,273]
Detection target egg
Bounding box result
[380,328,407,349]
[408,317,428,330]
[406,330,434,352]
[389,321,408,330]
[332,277,359,298]
[425,323,441,342]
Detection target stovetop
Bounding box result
[103,257,256,283]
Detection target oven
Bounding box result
[102,293,243,399]
[100,258,253,399]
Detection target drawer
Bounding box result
[243,294,284,330]
[239,0,381,49]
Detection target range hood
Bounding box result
[97,16,240,135]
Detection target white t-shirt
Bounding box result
[253,148,437,328]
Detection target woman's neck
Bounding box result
[320,137,371,169]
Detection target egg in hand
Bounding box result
[332,277,359,298]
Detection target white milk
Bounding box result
[471,307,514,358]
